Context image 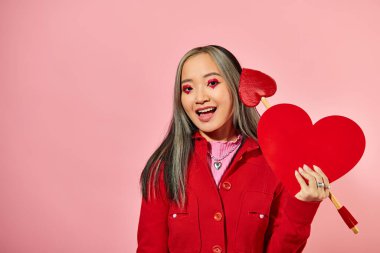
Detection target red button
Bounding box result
[213,212,223,221]
[222,181,231,190]
[212,245,222,253]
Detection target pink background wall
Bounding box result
[1,0,379,252]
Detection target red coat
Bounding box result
[137,131,320,253]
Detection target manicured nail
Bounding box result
[298,167,304,173]
[313,165,320,171]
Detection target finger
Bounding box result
[299,167,323,200]
[295,169,308,189]
[313,165,331,190]
[302,165,328,200]
[304,164,326,199]
[323,187,330,199]
[298,167,317,191]
[303,164,325,193]
[312,165,330,199]
[303,164,324,184]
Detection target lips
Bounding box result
[194,106,217,122]
[195,106,217,116]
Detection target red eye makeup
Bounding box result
[207,78,220,88]
[182,84,192,94]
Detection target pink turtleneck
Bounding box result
[207,134,243,186]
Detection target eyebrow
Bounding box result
[181,72,222,85]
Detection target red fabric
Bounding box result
[137,131,321,253]
[338,206,358,229]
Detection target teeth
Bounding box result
[197,107,215,113]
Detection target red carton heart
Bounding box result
[257,104,366,196]
[238,68,277,107]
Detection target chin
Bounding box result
[197,125,221,134]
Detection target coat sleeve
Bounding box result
[264,182,321,253]
[136,169,170,253]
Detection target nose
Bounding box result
[195,86,210,104]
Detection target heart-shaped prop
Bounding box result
[238,68,277,107]
[258,103,366,196]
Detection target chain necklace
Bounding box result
[207,139,241,170]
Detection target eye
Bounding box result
[182,84,192,94]
[208,78,220,87]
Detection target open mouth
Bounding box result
[196,107,217,116]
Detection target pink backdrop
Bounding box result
[1,0,379,252]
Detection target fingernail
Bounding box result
[298,167,303,172]
[303,164,311,170]
[313,165,320,171]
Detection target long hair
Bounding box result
[140,45,261,207]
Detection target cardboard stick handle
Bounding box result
[261,97,271,109]
[329,192,359,234]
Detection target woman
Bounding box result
[137,45,330,253]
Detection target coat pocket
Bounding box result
[168,193,201,253]
[235,191,273,252]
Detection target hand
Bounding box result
[294,164,331,202]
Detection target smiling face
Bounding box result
[180,53,237,142]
